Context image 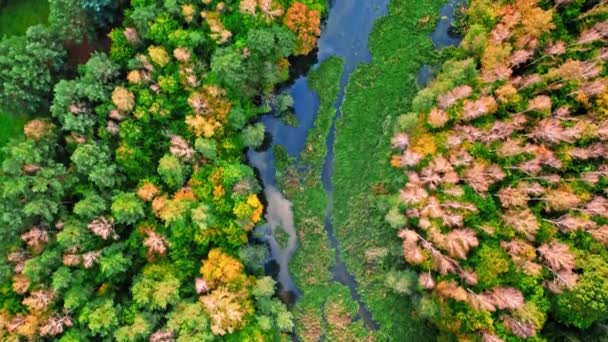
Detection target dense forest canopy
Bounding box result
[389,0,608,340]
[0,0,324,340]
[0,0,607,341]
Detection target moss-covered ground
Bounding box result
[0,0,49,37]
[331,0,447,339]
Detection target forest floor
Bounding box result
[331,0,446,339]
[0,0,48,37]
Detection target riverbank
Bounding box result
[332,0,446,339]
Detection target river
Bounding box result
[248,0,390,324]
[248,0,467,335]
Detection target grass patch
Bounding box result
[0,0,49,37]
[0,111,26,160]
[331,0,447,339]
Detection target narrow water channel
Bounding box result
[248,0,391,322]
[319,0,390,330]
[249,0,467,333]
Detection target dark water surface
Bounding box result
[417,0,467,86]
[248,0,390,330]
[249,0,467,334]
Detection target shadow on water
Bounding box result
[247,0,391,331]
[417,0,468,87]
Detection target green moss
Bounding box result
[0,0,49,37]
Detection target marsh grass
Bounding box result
[331,0,447,338]
[276,57,376,339]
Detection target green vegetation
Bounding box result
[2,0,607,340]
[0,0,49,37]
[385,0,608,340]
[0,111,25,160]
[0,0,326,340]
[331,0,445,339]
[275,57,376,340]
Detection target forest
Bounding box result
[0,0,606,341]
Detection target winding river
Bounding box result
[249,0,467,334]
[248,0,390,319]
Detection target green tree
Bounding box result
[242,123,265,149]
[52,80,97,132]
[129,3,160,37]
[555,255,608,329]
[51,53,119,133]
[132,264,181,310]
[111,192,145,225]
[73,190,107,219]
[211,25,295,97]
[167,302,214,342]
[0,25,65,114]
[195,138,218,160]
[80,0,122,29]
[100,243,131,279]
[78,52,120,100]
[78,299,120,337]
[1,138,70,227]
[49,0,92,43]
[158,154,186,189]
[23,249,61,284]
[114,313,156,341]
[71,143,120,189]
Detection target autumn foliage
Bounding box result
[284,2,322,55]
[0,0,319,340]
[388,0,608,340]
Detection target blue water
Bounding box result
[417,0,467,86]
[248,0,390,330]
[249,0,467,333]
